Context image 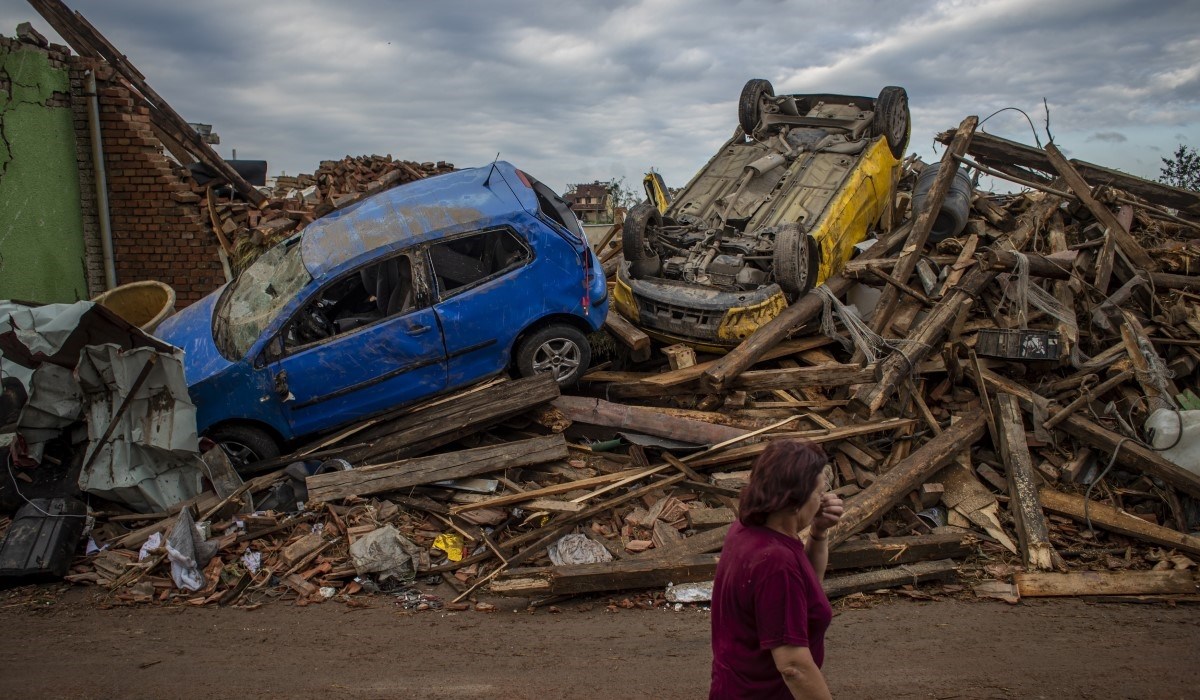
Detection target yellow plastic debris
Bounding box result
[432,533,464,562]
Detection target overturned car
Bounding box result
[614,80,910,351]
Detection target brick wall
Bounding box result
[91,79,225,307]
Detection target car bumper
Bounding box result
[614,266,787,352]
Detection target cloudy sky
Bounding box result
[4,0,1198,195]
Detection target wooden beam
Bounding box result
[490,554,719,597]
[306,434,569,503]
[552,395,748,445]
[823,559,959,599]
[449,467,646,514]
[604,307,651,363]
[1015,571,1198,598]
[825,412,987,547]
[995,393,1057,571]
[1038,486,1200,557]
[1043,143,1156,271]
[870,116,978,338]
[254,375,560,471]
[632,523,731,562]
[826,531,972,571]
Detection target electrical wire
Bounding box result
[977,106,1043,148]
[5,453,88,519]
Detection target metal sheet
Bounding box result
[75,344,204,513]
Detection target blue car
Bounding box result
[155,162,608,463]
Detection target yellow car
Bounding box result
[615,80,909,352]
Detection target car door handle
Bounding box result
[406,324,431,335]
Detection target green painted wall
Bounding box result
[0,42,88,303]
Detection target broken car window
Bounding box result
[429,229,531,296]
[283,254,421,351]
[213,239,310,360]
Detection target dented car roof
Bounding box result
[299,160,536,279]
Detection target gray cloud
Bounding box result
[2,0,1198,195]
[1088,131,1128,143]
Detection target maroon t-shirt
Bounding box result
[710,521,833,699]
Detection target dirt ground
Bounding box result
[2,587,1199,700]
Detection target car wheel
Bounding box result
[872,86,910,158]
[738,78,774,136]
[622,202,663,279]
[208,424,280,469]
[516,324,591,388]
[774,223,819,298]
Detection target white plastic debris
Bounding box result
[547,533,613,566]
[139,532,162,561]
[241,550,261,573]
[665,580,714,603]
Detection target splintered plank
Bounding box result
[826,532,972,571]
[823,559,959,599]
[995,393,1058,571]
[1043,143,1156,271]
[826,412,986,547]
[552,395,748,445]
[604,307,651,363]
[306,435,568,503]
[1037,486,1200,557]
[489,553,720,597]
[1015,571,1198,598]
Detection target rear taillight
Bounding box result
[515,169,532,188]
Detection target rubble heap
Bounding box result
[198,155,455,272]
[8,117,1194,610]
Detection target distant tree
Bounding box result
[606,177,641,211]
[1159,144,1200,191]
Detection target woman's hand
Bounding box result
[810,493,844,538]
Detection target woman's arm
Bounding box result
[805,533,830,580]
[771,645,833,700]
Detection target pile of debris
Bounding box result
[198,155,455,272]
[3,117,1194,611]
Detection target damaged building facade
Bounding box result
[0,30,226,307]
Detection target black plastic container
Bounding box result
[0,497,87,582]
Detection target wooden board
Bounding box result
[1038,486,1200,557]
[490,553,720,596]
[826,413,986,547]
[1015,571,1198,598]
[306,434,568,503]
[995,393,1057,571]
[823,559,959,599]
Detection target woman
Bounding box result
[710,439,845,700]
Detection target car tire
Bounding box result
[872,86,910,158]
[738,78,774,136]
[516,324,591,388]
[209,423,280,468]
[622,202,663,279]
[774,223,819,298]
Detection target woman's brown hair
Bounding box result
[737,439,828,526]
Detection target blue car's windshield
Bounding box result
[213,238,310,360]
